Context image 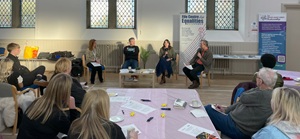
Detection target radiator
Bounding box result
[97,44,123,71]
[210,45,231,69]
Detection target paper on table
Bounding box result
[184,63,193,70]
[121,100,156,115]
[110,96,131,102]
[178,123,214,137]
[190,109,208,118]
[121,124,141,138]
[211,104,227,115]
[120,69,129,73]
[91,62,101,67]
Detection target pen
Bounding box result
[161,108,171,110]
[147,117,154,122]
[141,99,151,102]
[122,110,124,115]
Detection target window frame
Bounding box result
[185,0,238,30]
[0,0,36,28]
[87,0,137,29]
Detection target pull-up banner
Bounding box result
[179,13,206,74]
[258,13,286,70]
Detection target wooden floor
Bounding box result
[0,73,253,139]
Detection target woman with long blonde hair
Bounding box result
[51,57,86,107]
[0,58,24,89]
[69,89,138,139]
[252,87,300,139]
[17,73,80,139]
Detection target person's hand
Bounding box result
[166,58,172,61]
[214,104,227,113]
[17,75,23,83]
[127,129,138,139]
[197,52,202,58]
[69,96,76,109]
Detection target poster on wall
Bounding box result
[258,13,286,70]
[179,13,206,74]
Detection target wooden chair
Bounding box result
[82,54,106,84]
[0,83,35,135]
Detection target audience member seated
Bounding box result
[204,67,277,139]
[252,53,283,88]
[252,87,300,139]
[183,39,213,89]
[155,39,176,84]
[68,89,138,139]
[6,43,47,91]
[85,39,103,84]
[51,57,86,108]
[17,73,80,139]
[0,59,36,131]
[231,53,284,104]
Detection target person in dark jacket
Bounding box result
[6,43,47,90]
[155,39,176,84]
[205,67,278,139]
[17,73,80,139]
[51,57,86,108]
[183,39,213,89]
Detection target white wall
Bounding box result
[0,0,298,42]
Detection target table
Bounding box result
[277,70,300,91]
[106,88,220,139]
[212,54,261,78]
[119,69,156,88]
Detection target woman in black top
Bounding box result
[68,89,138,139]
[17,73,80,139]
[51,57,86,108]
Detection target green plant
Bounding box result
[140,47,150,69]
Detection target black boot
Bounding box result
[188,80,199,89]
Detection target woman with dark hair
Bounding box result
[155,39,176,84]
[85,39,103,84]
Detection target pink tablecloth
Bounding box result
[107,88,220,139]
[277,70,300,91]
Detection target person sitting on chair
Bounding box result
[51,57,86,108]
[122,37,139,69]
[252,87,300,139]
[122,37,140,81]
[85,39,103,84]
[183,39,213,89]
[204,67,277,139]
[6,43,47,89]
[0,58,25,90]
[68,89,139,139]
[252,53,283,88]
[17,73,80,139]
[155,39,176,84]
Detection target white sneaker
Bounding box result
[133,77,138,82]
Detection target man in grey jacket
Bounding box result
[183,39,213,89]
[205,67,277,139]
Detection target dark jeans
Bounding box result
[204,105,250,139]
[182,63,204,83]
[22,65,45,86]
[155,57,173,77]
[122,59,138,69]
[87,62,103,83]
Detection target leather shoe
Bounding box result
[188,80,199,89]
